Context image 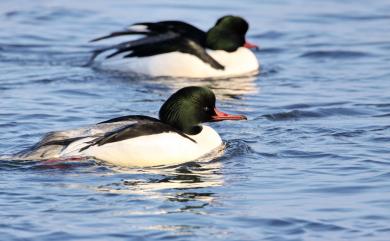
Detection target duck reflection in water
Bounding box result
[97,148,225,210]
[92,67,260,100]
[153,72,260,100]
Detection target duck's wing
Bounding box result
[120,37,225,70]
[80,116,195,152]
[14,116,145,159]
[87,21,224,70]
[90,21,206,42]
[85,32,179,66]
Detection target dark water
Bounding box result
[1,0,390,240]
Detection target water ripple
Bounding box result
[300,50,372,59]
[263,106,367,121]
[319,13,390,21]
[262,110,322,120]
[1,0,390,240]
[251,31,286,39]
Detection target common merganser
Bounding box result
[15,86,246,167]
[87,15,259,78]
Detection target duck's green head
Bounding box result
[159,86,246,135]
[206,15,258,52]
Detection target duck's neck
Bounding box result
[162,119,203,135]
[185,125,203,135]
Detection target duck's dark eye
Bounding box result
[203,106,210,112]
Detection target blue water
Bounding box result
[1,0,390,240]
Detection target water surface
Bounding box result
[1,0,390,240]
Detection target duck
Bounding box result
[87,15,260,78]
[15,86,247,167]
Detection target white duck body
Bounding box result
[97,47,259,78]
[15,118,223,167]
[63,125,222,167]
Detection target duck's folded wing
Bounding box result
[89,22,173,42]
[14,130,92,159]
[87,35,224,70]
[87,20,223,69]
[14,117,143,159]
[175,39,225,70]
[90,20,205,42]
[85,32,179,66]
[80,120,195,152]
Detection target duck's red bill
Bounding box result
[244,41,259,49]
[211,108,247,121]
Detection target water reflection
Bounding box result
[94,146,225,208]
[1,132,227,212]
[154,71,260,100]
[91,67,260,100]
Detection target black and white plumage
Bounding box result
[15,87,247,167]
[87,16,259,78]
